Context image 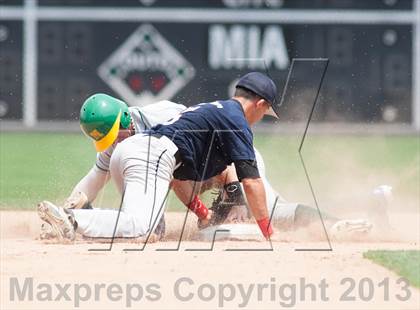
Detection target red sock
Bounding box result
[257,217,273,239]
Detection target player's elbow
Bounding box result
[241,177,263,188]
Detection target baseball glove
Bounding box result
[207,188,233,226]
[203,182,250,227]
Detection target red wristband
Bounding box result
[256,217,273,239]
[187,195,209,220]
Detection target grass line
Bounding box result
[364,250,420,288]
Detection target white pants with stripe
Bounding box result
[254,148,299,228]
[72,134,177,238]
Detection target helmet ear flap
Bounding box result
[119,106,131,129]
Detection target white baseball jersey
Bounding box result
[70,101,185,202]
[96,100,186,172]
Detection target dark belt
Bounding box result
[174,151,182,166]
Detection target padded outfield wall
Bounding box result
[0,0,419,130]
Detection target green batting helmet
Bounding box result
[80,93,131,152]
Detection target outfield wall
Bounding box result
[0,0,419,130]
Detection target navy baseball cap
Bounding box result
[235,72,279,118]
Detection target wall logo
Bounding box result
[98,24,195,106]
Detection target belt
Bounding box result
[150,133,182,166]
[174,151,182,166]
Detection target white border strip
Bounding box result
[0,7,417,24]
[0,6,24,20]
[413,0,420,131]
[22,0,37,127]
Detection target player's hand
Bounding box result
[63,191,89,209]
[197,209,213,229]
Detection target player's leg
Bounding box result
[72,135,176,238]
[254,148,341,229]
[253,148,299,228]
[205,147,342,231]
[110,145,167,239]
[293,204,339,228]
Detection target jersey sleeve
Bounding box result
[70,165,110,202]
[234,159,260,180]
[139,101,186,128]
[95,146,113,172]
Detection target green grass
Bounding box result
[0,132,419,211]
[0,133,97,209]
[363,250,420,288]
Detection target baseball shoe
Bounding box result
[372,185,393,201]
[368,185,393,231]
[153,214,166,240]
[37,201,76,242]
[39,222,57,240]
[329,219,373,240]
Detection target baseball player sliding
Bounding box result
[37,72,280,242]
[199,149,375,239]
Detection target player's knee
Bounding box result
[114,211,147,237]
[131,214,151,237]
[294,204,318,228]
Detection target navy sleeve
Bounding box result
[234,159,260,180]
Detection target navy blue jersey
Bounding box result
[150,99,256,181]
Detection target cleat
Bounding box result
[37,201,76,242]
[372,185,393,201]
[39,222,57,240]
[330,219,373,240]
[153,214,166,240]
[368,185,393,230]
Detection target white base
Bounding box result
[198,223,262,241]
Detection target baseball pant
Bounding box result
[254,148,299,228]
[72,134,178,238]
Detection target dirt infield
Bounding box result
[1,211,419,310]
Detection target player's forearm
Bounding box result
[242,178,268,220]
[171,179,196,206]
[71,166,110,202]
[242,177,273,238]
[171,179,209,220]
